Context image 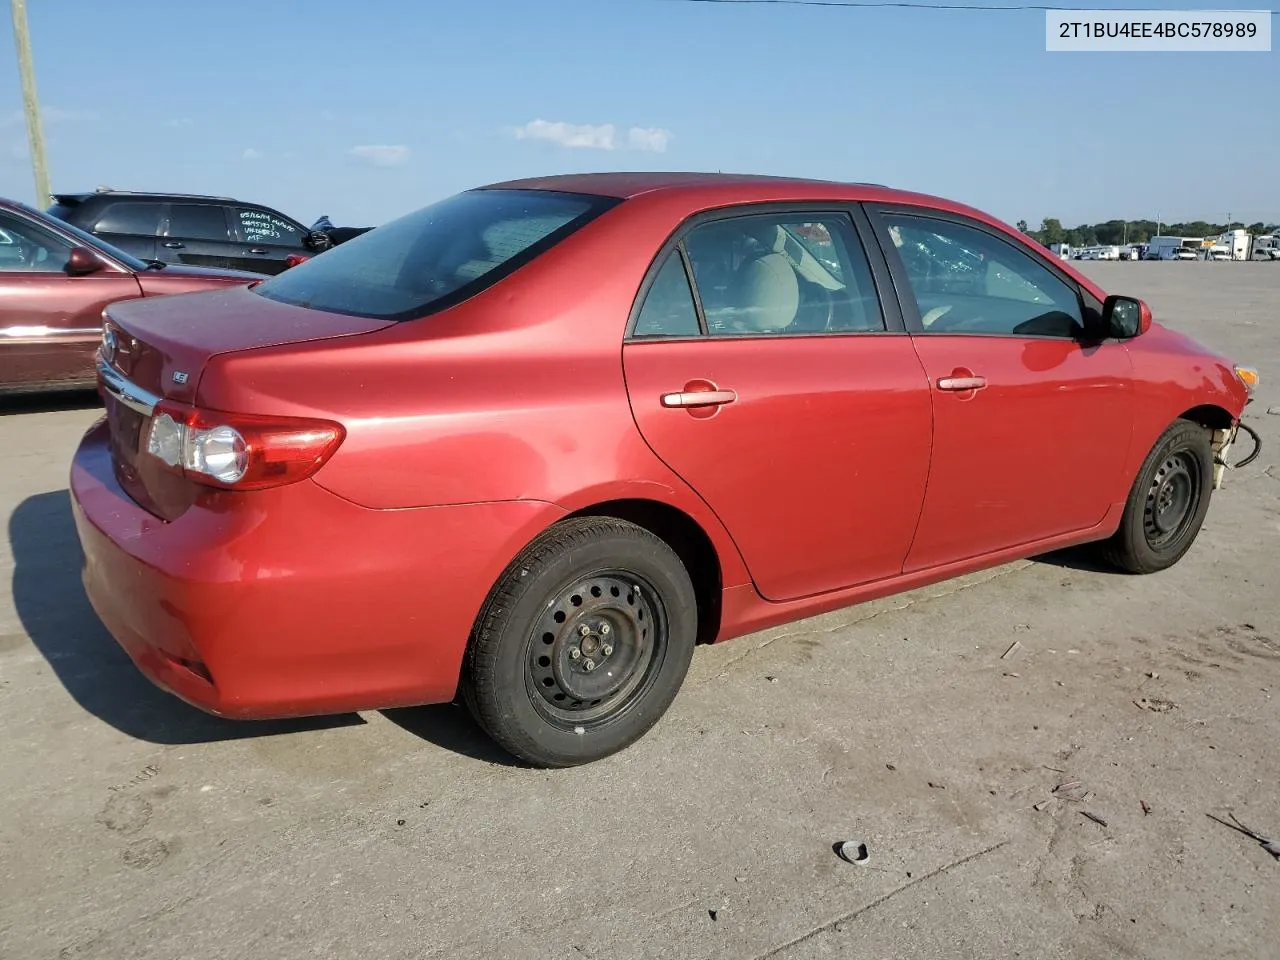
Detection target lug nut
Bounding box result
[569,648,581,660]
[602,644,613,656]
[599,623,610,635]
[579,624,591,636]
[583,659,596,672]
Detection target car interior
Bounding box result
[886,221,1086,338]
[682,217,885,336]
[0,218,66,272]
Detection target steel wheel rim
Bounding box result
[525,571,668,730]
[1143,450,1200,551]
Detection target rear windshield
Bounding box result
[253,188,618,321]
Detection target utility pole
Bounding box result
[9,0,51,205]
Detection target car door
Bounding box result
[230,206,313,275]
[0,210,140,390]
[866,206,1135,572]
[621,206,934,602]
[160,203,238,269]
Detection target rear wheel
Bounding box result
[462,517,697,767]
[1101,419,1214,574]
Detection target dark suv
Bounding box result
[48,190,330,276]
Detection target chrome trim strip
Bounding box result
[97,355,160,416]
[0,325,103,338]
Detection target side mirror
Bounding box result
[66,246,104,276]
[303,230,332,252]
[1102,294,1152,339]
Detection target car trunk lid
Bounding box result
[99,285,393,519]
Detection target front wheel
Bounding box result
[461,517,698,767]
[1101,419,1214,574]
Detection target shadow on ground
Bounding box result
[381,705,525,767]
[9,489,365,744]
[1032,545,1119,573]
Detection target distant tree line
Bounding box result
[1013,218,1280,248]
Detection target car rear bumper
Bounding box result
[70,418,562,719]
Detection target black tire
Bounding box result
[1101,419,1214,574]
[461,517,698,767]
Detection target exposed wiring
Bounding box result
[1232,422,1262,470]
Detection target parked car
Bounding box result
[71,172,1260,767]
[0,198,265,395]
[47,189,332,276]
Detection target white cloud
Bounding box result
[348,144,411,167]
[627,126,673,153]
[512,119,673,153]
[514,119,617,150]
[242,147,264,161]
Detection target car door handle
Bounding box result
[661,389,738,408]
[937,375,987,391]
[248,248,269,255]
[162,241,184,249]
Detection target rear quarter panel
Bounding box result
[196,198,758,588]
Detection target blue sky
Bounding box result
[1,0,1276,229]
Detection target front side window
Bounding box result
[883,214,1084,338]
[679,213,885,336]
[255,188,616,321]
[234,208,304,247]
[167,204,230,242]
[0,212,73,273]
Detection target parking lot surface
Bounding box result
[2,262,1277,960]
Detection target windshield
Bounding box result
[33,203,150,271]
[254,188,618,321]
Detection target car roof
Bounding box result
[52,190,238,204]
[480,171,984,217]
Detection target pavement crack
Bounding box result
[749,839,1010,960]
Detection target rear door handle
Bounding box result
[661,389,737,408]
[248,248,269,255]
[162,241,185,249]
[937,375,987,391]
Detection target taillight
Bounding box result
[144,402,344,491]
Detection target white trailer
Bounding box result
[1214,229,1251,260]
[1145,236,1201,260]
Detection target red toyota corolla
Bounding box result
[70,173,1260,766]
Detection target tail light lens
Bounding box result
[145,402,344,491]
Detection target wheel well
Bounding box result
[1179,404,1235,431]
[565,499,723,645]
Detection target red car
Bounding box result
[0,198,265,395]
[70,173,1260,766]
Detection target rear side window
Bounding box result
[167,204,230,241]
[235,207,304,247]
[255,188,617,321]
[94,202,162,236]
[633,253,701,338]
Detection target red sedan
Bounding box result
[0,198,265,395]
[70,173,1260,766]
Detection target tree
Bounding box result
[1016,220,1029,234]
[1039,218,1065,245]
